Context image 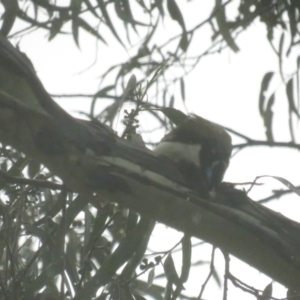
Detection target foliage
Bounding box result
[0,0,300,299]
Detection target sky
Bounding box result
[5,0,300,299]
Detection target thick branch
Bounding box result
[0,35,300,291]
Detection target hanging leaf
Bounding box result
[49,17,64,41]
[83,0,99,18]
[77,17,107,44]
[215,0,239,52]
[264,94,275,142]
[286,78,300,118]
[167,0,188,51]
[72,15,80,48]
[212,269,221,287]
[257,175,300,197]
[91,85,116,117]
[181,234,191,283]
[261,282,273,300]
[147,268,155,288]
[97,0,124,46]
[71,0,83,48]
[94,85,115,98]
[163,254,185,289]
[287,3,296,47]
[169,95,174,108]
[180,78,185,102]
[259,72,274,116]
[167,0,185,30]
[297,56,300,109]
[154,0,164,18]
[278,33,285,80]
[114,0,146,30]
[163,89,167,107]
[179,32,189,51]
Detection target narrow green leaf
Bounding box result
[77,17,107,44]
[72,15,80,48]
[169,95,174,108]
[155,0,164,18]
[162,89,167,107]
[215,1,239,52]
[180,78,185,102]
[147,268,155,288]
[287,4,296,42]
[261,282,273,300]
[264,94,275,142]
[181,234,191,283]
[259,72,274,116]
[94,85,115,98]
[212,269,221,287]
[193,260,210,266]
[297,56,300,109]
[83,0,99,18]
[114,0,144,30]
[167,0,189,51]
[122,0,137,31]
[91,84,116,117]
[164,254,185,289]
[286,78,300,118]
[167,0,185,29]
[97,0,124,46]
[135,0,147,10]
[71,0,83,47]
[49,17,64,41]
[279,32,284,57]
[278,33,285,80]
[258,175,300,197]
[179,32,189,51]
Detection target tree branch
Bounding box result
[1,35,300,292]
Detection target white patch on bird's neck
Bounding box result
[154,141,201,166]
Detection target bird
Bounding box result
[154,115,232,196]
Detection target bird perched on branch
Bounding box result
[154,115,232,196]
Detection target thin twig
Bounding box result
[197,247,216,300]
[0,170,64,190]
